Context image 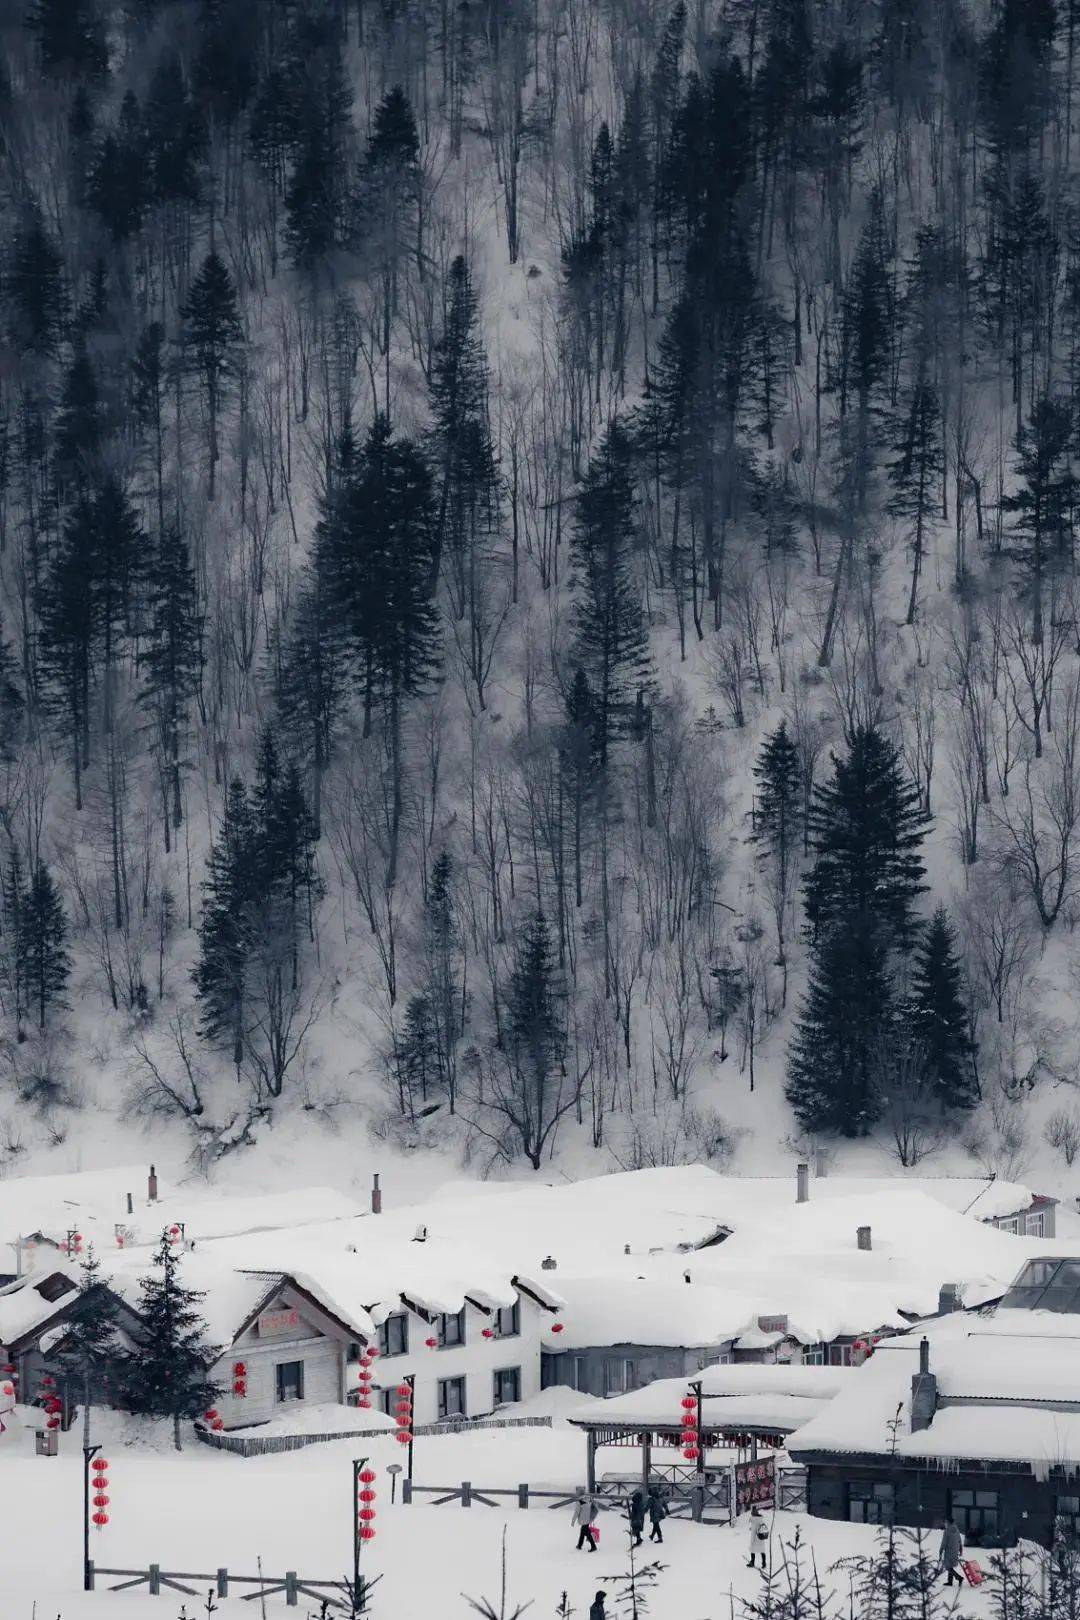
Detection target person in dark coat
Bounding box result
[939,1517,963,1586]
[589,1592,607,1620]
[647,1485,668,1543]
[627,1488,645,1546]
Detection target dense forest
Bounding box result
[0,0,1078,1179]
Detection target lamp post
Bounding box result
[690,1379,704,1478]
[82,1442,101,1590]
[406,1373,415,1483]
[386,1462,403,1504]
[352,1455,377,1611]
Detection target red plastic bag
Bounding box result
[589,1525,600,1544]
[961,1560,983,1587]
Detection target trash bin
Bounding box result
[35,1429,58,1457]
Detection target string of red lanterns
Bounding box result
[358,1466,377,1541]
[394,1381,413,1446]
[680,1389,700,1461]
[204,1407,224,1432]
[91,1455,110,1528]
[232,1360,247,1398]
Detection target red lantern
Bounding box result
[395,1431,411,1445]
[360,1527,376,1541]
[680,1396,696,1410]
[204,1410,218,1422]
[550,1323,564,1334]
[680,1413,696,1427]
[93,1494,109,1508]
[425,1337,438,1349]
[359,1489,376,1503]
[682,1445,699,1460]
[367,1347,380,1359]
[358,1508,376,1521]
[395,1384,411,1397]
[211,1419,224,1431]
[93,1459,109,1473]
[358,1398,372,1409]
[233,1380,247,1396]
[92,1512,109,1528]
[234,1361,247,1377]
[852,1340,867,1353]
[1,1384,12,1398]
[395,1413,411,1427]
[41,1376,54,1388]
[482,1328,494,1339]
[94,1477,109,1491]
[46,1416,60,1430]
[360,1468,376,1483]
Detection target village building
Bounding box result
[788,1257,1080,1548]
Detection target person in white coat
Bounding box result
[747,1506,770,1569]
[573,1489,599,1551]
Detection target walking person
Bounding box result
[589,1593,607,1620]
[939,1516,963,1587]
[572,1488,598,1552]
[747,1505,769,1569]
[627,1488,645,1547]
[647,1485,668,1543]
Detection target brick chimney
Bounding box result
[796,1163,809,1204]
[541,1255,557,1271]
[857,1225,872,1251]
[371,1173,382,1215]
[147,1164,158,1202]
[910,1337,937,1433]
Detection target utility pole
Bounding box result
[82,1441,101,1590]
[352,1455,370,1613]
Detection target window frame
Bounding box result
[437,1375,467,1420]
[378,1313,409,1358]
[495,1300,520,1338]
[493,1365,521,1406]
[948,1488,999,1543]
[275,1359,305,1404]
[847,1480,895,1526]
[437,1310,465,1348]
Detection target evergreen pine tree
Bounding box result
[0,621,24,765]
[425,849,462,1108]
[121,1234,220,1450]
[18,859,71,1032]
[26,0,108,77]
[193,0,256,125]
[54,345,102,494]
[178,252,244,501]
[53,1244,120,1436]
[571,418,652,767]
[429,254,498,609]
[1,846,27,1040]
[888,375,943,625]
[908,907,978,1111]
[394,991,438,1116]
[140,527,203,842]
[88,92,150,241]
[8,212,66,355]
[785,913,893,1135]
[501,911,567,1169]
[1003,395,1078,646]
[283,36,352,268]
[803,725,928,949]
[193,777,254,1065]
[144,49,205,206]
[752,721,801,868]
[38,495,97,808]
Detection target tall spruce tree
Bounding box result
[803,725,928,949]
[571,418,652,768]
[26,0,108,77]
[888,376,943,625]
[140,527,203,844]
[122,1234,220,1450]
[1003,395,1078,646]
[907,908,978,1111]
[786,913,893,1135]
[53,1244,120,1441]
[88,92,150,242]
[18,860,71,1032]
[500,911,568,1169]
[752,721,801,999]
[9,212,66,355]
[179,252,244,501]
[194,776,254,1066]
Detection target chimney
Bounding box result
[147,1165,158,1203]
[938,1282,961,1315]
[796,1163,809,1204]
[814,1148,829,1178]
[126,1192,133,1216]
[857,1225,872,1251]
[541,1255,557,1271]
[371,1173,382,1215]
[910,1337,937,1434]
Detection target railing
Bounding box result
[87,1562,353,1609]
[401,1480,580,1509]
[197,1412,554,1457]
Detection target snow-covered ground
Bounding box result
[0,1409,1001,1620]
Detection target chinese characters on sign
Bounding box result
[735,1455,776,1512]
[257,1307,301,1338]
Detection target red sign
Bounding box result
[735,1455,775,1512]
[257,1307,301,1338]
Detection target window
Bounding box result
[495,1300,520,1338]
[828,1343,855,1367]
[378,1387,395,1417]
[275,1360,304,1403]
[573,1356,587,1392]
[1002,1259,1080,1313]
[848,1481,894,1525]
[949,1489,999,1544]
[803,1344,827,1366]
[493,1366,521,1405]
[1057,1495,1080,1537]
[378,1314,409,1358]
[437,1376,466,1419]
[437,1310,465,1348]
[1026,1211,1047,1237]
[603,1358,626,1396]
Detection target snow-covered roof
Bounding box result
[0,1266,80,1350]
[568,1367,850,1433]
[790,1309,1080,1466]
[541,1276,748,1349]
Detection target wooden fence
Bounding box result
[87,1561,353,1609]
[197,1412,554,1458]
[402,1480,580,1509]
